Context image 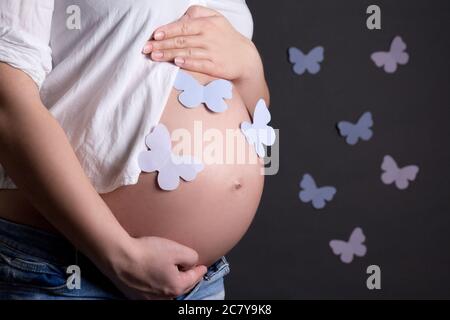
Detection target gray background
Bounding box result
[226,0,450,299]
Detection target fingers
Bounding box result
[166,242,207,297]
[144,36,204,53]
[172,243,201,268]
[153,18,205,41]
[142,34,208,62]
[152,5,222,41]
[149,48,209,62]
[177,265,208,292]
[160,264,206,299]
[174,58,218,76]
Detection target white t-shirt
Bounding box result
[0,0,253,193]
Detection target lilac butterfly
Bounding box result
[288,46,324,75]
[173,70,232,112]
[137,124,204,191]
[337,111,373,145]
[381,155,419,190]
[329,227,367,264]
[240,99,276,158]
[298,174,336,209]
[371,36,409,73]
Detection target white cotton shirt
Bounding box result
[0,0,253,193]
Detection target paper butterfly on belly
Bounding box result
[240,99,276,158]
[371,36,409,73]
[173,70,232,113]
[288,46,324,75]
[137,124,204,191]
[337,111,373,145]
[329,227,367,264]
[298,174,336,210]
[381,155,419,190]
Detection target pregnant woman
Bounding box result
[0,0,269,300]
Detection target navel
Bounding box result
[232,179,243,191]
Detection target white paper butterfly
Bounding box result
[173,70,232,113]
[240,99,276,158]
[138,124,204,191]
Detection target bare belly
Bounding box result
[0,70,264,267]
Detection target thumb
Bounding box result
[185,5,221,19]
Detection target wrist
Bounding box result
[91,227,136,278]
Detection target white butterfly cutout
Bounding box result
[173,70,232,113]
[137,124,204,191]
[240,99,276,158]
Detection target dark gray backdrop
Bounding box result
[226,0,450,299]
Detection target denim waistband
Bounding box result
[0,217,229,277]
[0,217,76,265]
[0,217,124,298]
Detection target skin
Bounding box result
[103,70,265,267]
[0,5,269,300]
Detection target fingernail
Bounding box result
[154,31,165,40]
[152,51,163,59]
[175,57,185,65]
[142,43,152,54]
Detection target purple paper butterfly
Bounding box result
[329,227,367,264]
[288,46,324,75]
[137,124,204,191]
[371,36,409,73]
[381,155,419,190]
[337,111,373,145]
[298,174,336,209]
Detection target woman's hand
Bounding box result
[105,235,207,300]
[142,5,261,82]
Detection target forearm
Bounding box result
[0,63,131,272]
[233,43,270,113]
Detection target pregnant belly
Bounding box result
[101,71,264,266]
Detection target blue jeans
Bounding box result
[0,217,230,300]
